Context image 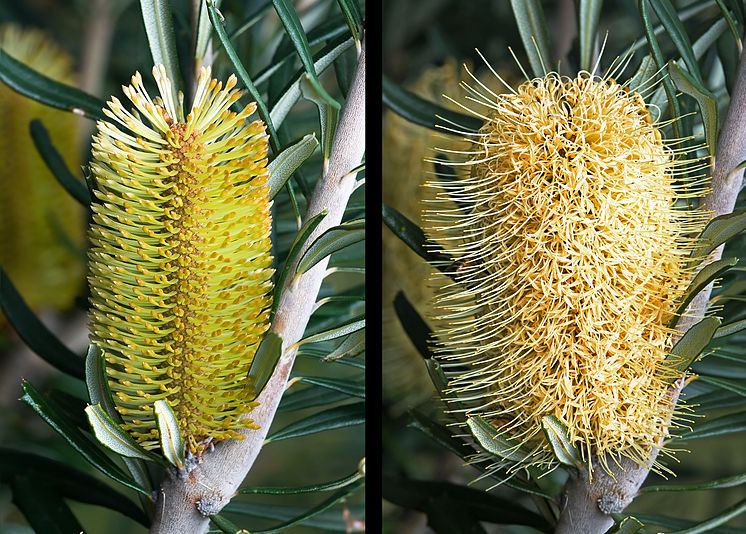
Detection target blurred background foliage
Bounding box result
[383,0,746,532]
[0,0,364,532]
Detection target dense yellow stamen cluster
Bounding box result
[88,65,273,452]
[427,71,709,471]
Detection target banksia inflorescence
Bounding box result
[427,65,710,473]
[0,24,84,315]
[88,65,273,452]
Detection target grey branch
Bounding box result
[556,42,746,534]
[148,40,366,534]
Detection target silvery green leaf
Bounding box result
[671,258,737,327]
[271,37,354,127]
[247,332,284,398]
[139,0,182,102]
[467,416,533,463]
[154,399,185,469]
[296,218,365,275]
[541,415,583,468]
[665,316,722,377]
[85,403,164,465]
[268,134,318,199]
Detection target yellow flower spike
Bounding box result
[89,65,274,452]
[0,24,85,316]
[426,67,711,476]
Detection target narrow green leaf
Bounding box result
[664,316,722,377]
[510,0,554,78]
[639,0,682,137]
[0,269,84,379]
[29,119,91,205]
[11,477,83,534]
[300,76,339,165]
[692,354,746,379]
[410,413,554,498]
[714,317,746,338]
[666,497,746,533]
[194,0,222,65]
[675,409,746,440]
[0,48,107,120]
[240,468,363,494]
[85,403,165,467]
[272,0,339,110]
[691,209,746,260]
[154,399,185,469]
[208,0,279,154]
[296,219,365,275]
[20,381,149,495]
[298,375,365,398]
[255,17,351,89]
[716,0,744,48]
[410,411,554,498]
[668,61,718,156]
[425,358,448,397]
[641,470,746,493]
[277,385,349,413]
[692,17,729,59]
[226,488,365,533]
[382,75,482,133]
[393,291,432,359]
[247,332,284,398]
[211,513,243,533]
[139,0,182,102]
[671,258,737,327]
[624,2,721,57]
[335,0,363,47]
[541,415,584,468]
[268,134,318,199]
[629,513,745,532]
[649,0,703,83]
[698,375,746,397]
[607,517,644,534]
[383,476,550,529]
[628,55,657,92]
[409,410,475,459]
[266,402,365,442]
[382,203,452,268]
[271,37,353,127]
[272,210,328,319]
[85,344,118,417]
[322,329,365,361]
[579,0,603,71]
[0,448,149,525]
[467,416,533,463]
[298,316,365,346]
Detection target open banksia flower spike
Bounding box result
[425,58,712,477]
[88,65,274,453]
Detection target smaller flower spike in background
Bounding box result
[426,61,712,477]
[0,24,85,318]
[88,65,274,453]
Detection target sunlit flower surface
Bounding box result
[427,68,709,473]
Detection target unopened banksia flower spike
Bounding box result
[88,65,274,453]
[425,55,712,476]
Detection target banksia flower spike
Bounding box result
[88,65,273,452]
[426,60,710,475]
[0,24,84,315]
